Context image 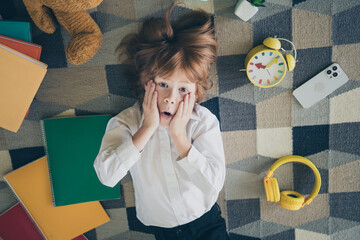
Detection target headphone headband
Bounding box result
[266,155,321,205]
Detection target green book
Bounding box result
[41,115,120,206]
[0,20,32,42]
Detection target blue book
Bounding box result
[0,20,32,42]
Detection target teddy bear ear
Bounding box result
[23,0,56,34]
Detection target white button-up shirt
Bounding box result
[94,102,226,228]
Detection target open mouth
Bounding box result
[161,111,173,119]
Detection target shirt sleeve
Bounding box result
[177,111,226,193]
[93,112,141,188]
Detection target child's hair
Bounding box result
[116,2,218,103]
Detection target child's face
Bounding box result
[154,70,196,126]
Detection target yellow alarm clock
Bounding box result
[245,37,297,88]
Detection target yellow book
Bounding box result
[4,156,110,240]
[0,43,47,132]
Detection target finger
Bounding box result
[145,81,154,106]
[189,92,196,113]
[185,93,194,116]
[176,101,184,118]
[150,82,156,105]
[184,93,193,118]
[151,90,157,110]
[183,93,189,116]
[143,81,150,105]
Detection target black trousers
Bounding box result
[150,203,231,240]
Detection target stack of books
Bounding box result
[0,115,121,239]
[0,20,120,240]
[1,157,109,240]
[0,20,47,133]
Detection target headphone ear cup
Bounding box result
[263,37,281,50]
[280,191,305,210]
[285,54,296,71]
[264,177,280,202]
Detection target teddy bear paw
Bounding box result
[66,32,102,65]
[36,8,57,34]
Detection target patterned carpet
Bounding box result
[1,0,360,239]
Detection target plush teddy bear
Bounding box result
[23,0,103,65]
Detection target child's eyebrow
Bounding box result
[178,79,193,85]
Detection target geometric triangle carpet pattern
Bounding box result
[1,0,360,239]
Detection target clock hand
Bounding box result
[266,58,279,68]
[255,63,266,69]
[266,69,271,76]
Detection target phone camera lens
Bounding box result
[327,70,332,74]
[332,66,338,71]
[333,72,338,77]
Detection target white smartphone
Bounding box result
[293,63,349,108]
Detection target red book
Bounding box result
[0,203,88,240]
[0,35,42,119]
[0,35,42,60]
[0,203,44,240]
[0,35,41,60]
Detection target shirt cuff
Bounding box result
[115,138,141,171]
[177,146,206,175]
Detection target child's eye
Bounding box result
[159,83,167,88]
[179,88,188,93]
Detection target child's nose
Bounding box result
[164,89,178,104]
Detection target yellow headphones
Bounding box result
[262,37,297,72]
[264,155,321,210]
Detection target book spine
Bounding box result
[40,120,57,207]
[3,177,48,239]
[0,35,42,60]
[27,22,32,43]
[0,35,41,48]
[19,203,47,240]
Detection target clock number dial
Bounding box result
[247,51,286,87]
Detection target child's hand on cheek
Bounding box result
[142,80,160,130]
[169,92,196,138]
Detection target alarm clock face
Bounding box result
[247,50,287,87]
